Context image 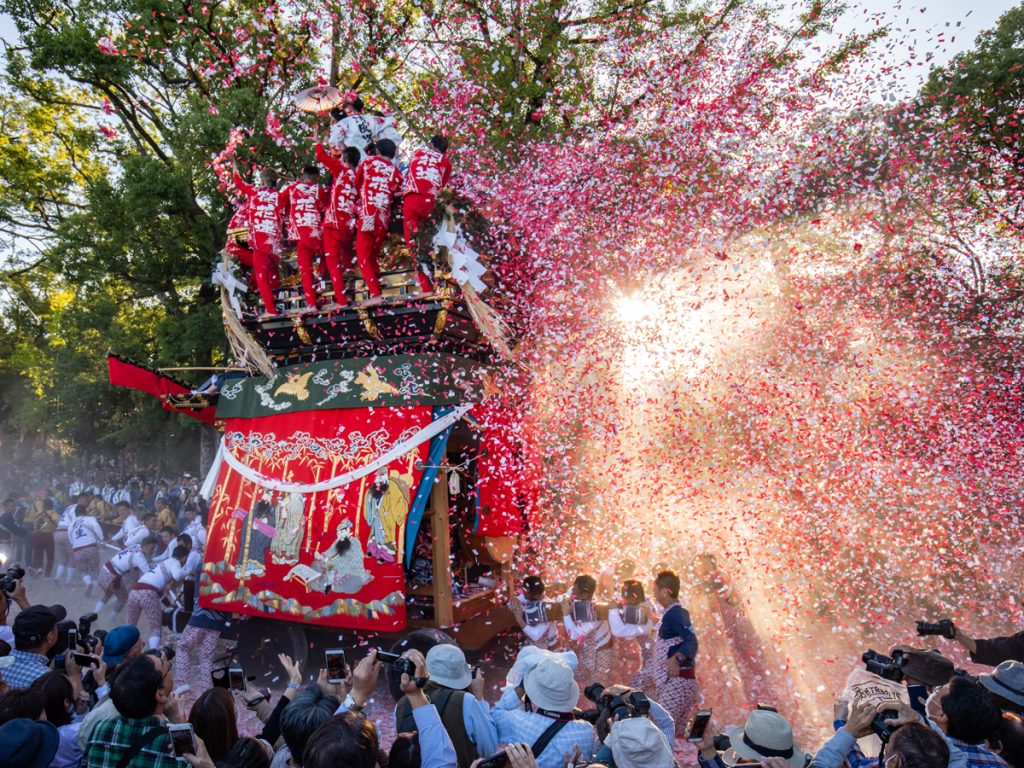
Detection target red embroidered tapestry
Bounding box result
[199,406,431,631]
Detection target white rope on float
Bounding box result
[210,403,474,495]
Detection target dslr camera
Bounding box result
[862,649,908,682]
[581,683,651,729]
[77,613,100,652]
[916,619,956,640]
[0,564,25,594]
[145,644,177,661]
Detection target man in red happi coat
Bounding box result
[354,139,402,299]
[226,198,254,269]
[314,144,361,307]
[403,136,452,293]
[281,166,328,310]
[232,162,284,316]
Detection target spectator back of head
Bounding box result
[0,689,45,724]
[991,713,1024,768]
[189,688,239,763]
[110,655,163,719]
[888,722,950,768]
[30,672,73,726]
[302,712,377,768]
[280,686,340,766]
[389,731,420,768]
[222,737,271,768]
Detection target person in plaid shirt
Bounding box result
[2,604,65,689]
[812,676,1007,768]
[82,652,207,768]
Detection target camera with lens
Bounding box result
[145,644,177,662]
[862,649,907,682]
[712,734,732,752]
[581,683,651,731]
[0,564,25,594]
[77,613,100,652]
[871,708,900,743]
[916,619,956,640]
[376,650,419,681]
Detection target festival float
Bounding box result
[108,96,533,670]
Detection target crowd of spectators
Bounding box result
[0,472,205,579]
[0,560,1021,768]
[1,474,1023,768]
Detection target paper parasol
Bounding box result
[293,85,344,113]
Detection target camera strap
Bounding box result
[116,726,168,768]
[531,717,571,758]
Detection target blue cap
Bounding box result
[0,718,60,768]
[102,625,141,665]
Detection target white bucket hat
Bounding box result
[504,646,578,688]
[523,657,579,713]
[606,717,676,768]
[425,644,472,690]
[724,710,806,768]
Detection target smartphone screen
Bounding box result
[907,684,928,716]
[687,709,713,743]
[66,628,78,650]
[73,653,98,668]
[376,650,401,664]
[211,667,229,689]
[228,667,246,692]
[169,724,196,756]
[325,648,347,683]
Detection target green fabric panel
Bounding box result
[215,355,487,418]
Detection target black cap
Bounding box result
[12,605,67,646]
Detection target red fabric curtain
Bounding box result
[474,404,536,537]
[199,406,430,631]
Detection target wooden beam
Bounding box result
[429,474,454,627]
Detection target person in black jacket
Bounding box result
[946,623,1024,667]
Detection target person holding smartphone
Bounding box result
[82,653,213,768]
[304,649,460,768]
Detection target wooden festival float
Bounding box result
[108,180,532,677]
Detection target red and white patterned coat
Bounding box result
[315,143,358,230]
[233,172,284,251]
[355,156,402,232]
[403,147,451,199]
[281,181,327,242]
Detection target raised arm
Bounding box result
[315,142,343,175]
